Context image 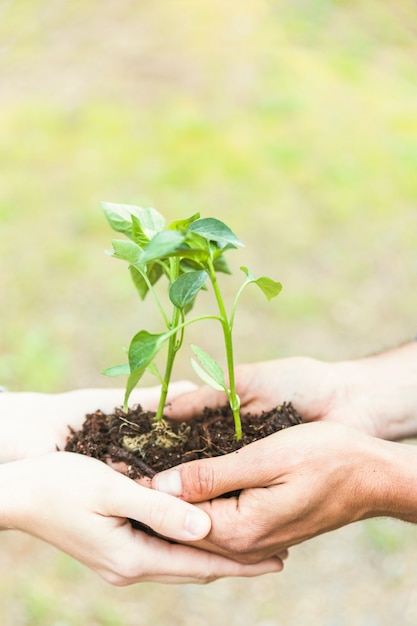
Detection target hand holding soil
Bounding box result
[0,386,285,585]
[155,342,417,561]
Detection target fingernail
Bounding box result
[184,510,210,539]
[155,469,183,496]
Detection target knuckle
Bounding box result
[183,462,217,500]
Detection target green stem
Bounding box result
[207,260,242,439]
[138,265,170,328]
[150,312,224,419]
[155,258,182,420]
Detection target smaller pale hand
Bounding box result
[0,451,285,584]
[0,382,196,462]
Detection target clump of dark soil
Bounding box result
[65,402,303,479]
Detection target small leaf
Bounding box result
[255,277,283,300]
[191,359,226,391]
[212,252,232,274]
[128,330,170,373]
[134,207,166,239]
[110,239,143,264]
[169,213,200,231]
[131,214,150,247]
[124,368,145,411]
[102,362,130,377]
[240,266,282,301]
[191,345,227,391]
[101,202,165,241]
[129,263,163,299]
[139,231,186,264]
[169,270,208,309]
[101,202,136,239]
[189,218,244,248]
[123,330,171,409]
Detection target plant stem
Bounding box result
[155,258,182,420]
[207,259,242,439]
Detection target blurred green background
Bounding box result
[1,0,417,624]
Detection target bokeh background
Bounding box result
[1,1,417,624]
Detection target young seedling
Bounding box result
[101,202,282,440]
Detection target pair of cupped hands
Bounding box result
[1,351,410,585]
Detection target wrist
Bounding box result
[363,438,417,523]
[334,344,417,440]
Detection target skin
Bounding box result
[153,342,417,563]
[0,384,285,584]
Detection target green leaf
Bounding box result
[101,202,136,239]
[123,330,171,409]
[190,344,227,392]
[240,266,282,301]
[101,202,165,241]
[169,270,208,309]
[110,239,143,264]
[139,231,186,264]
[102,362,130,377]
[146,362,165,386]
[212,252,232,274]
[134,207,166,238]
[189,218,244,248]
[131,214,150,247]
[129,263,163,299]
[169,213,200,231]
[128,330,170,373]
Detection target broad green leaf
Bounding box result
[191,344,227,391]
[131,214,150,247]
[102,202,136,239]
[124,330,171,409]
[128,330,170,373]
[135,206,166,238]
[101,202,165,241]
[129,263,163,299]
[139,231,186,264]
[169,213,200,231]
[240,266,282,301]
[189,218,244,248]
[212,253,232,274]
[110,239,143,264]
[169,270,208,309]
[102,362,130,377]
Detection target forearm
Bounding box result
[335,342,417,441]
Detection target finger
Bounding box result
[163,385,229,421]
[135,537,283,583]
[153,434,280,501]
[104,471,213,541]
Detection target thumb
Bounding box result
[106,473,212,541]
[152,436,277,502]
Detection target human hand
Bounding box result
[165,342,417,440]
[153,421,395,563]
[164,357,378,435]
[0,451,285,584]
[0,382,196,462]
